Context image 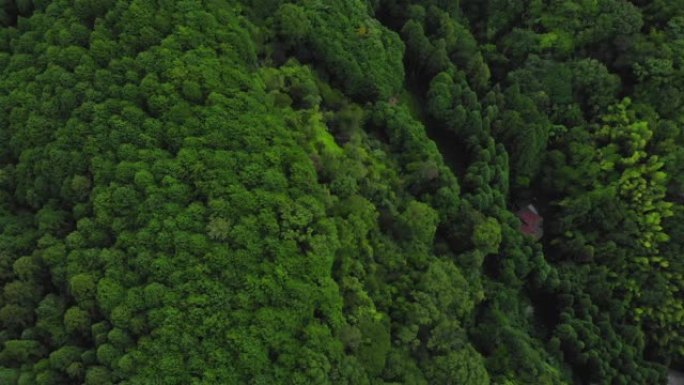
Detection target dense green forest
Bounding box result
[0,0,682,384]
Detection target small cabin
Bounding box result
[517,204,543,240]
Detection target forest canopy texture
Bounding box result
[0,0,683,384]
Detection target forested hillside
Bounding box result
[0,0,682,384]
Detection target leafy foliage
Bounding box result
[0,0,682,384]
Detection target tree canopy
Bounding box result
[0,0,682,384]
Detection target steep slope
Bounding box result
[0,1,682,385]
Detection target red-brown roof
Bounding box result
[517,207,543,238]
[518,209,542,227]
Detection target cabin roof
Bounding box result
[517,205,543,239]
[518,209,542,227]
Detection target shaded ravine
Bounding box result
[670,370,684,385]
[402,76,470,181]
